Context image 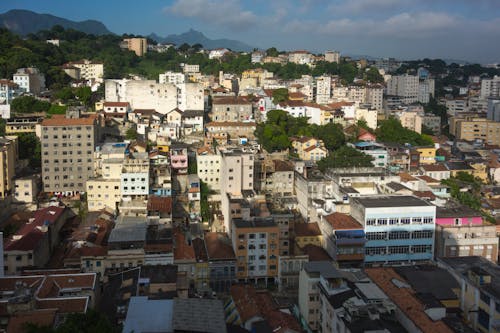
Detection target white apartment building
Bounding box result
[324,50,340,63]
[13,67,45,95]
[288,51,313,65]
[418,78,435,104]
[196,150,222,191]
[366,85,384,110]
[64,59,104,82]
[105,80,204,114]
[386,74,419,105]
[159,71,186,85]
[120,153,150,196]
[182,64,199,73]
[355,106,378,129]
[316,76,331,104]
[481,75,500,98]
[445,98,468,116]
[397,109,423,134]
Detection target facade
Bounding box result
[350,195,436,265]
[294,222,322,249]
[398,110,423,134]
[41,109,98,194]
[5,114,44,137]
[0,136,17,199]
[230,219,279,283]
[196,149,221,191]
[211,97,253,122]
[63,59,104,82]
[353,142,388,167]
[320,213,365,265]
[450,115,500,145]
[386,74,419,104]
[123,38,147,56]
[13,67,45,95]
[13,176,39,204]
[205,232,236,292]
[481,75,500,98]
[438,256,500,333]
[291,137,328,162]
[316,76,331,104]
[324,50,340,63]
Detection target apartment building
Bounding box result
[230,219,279,284]
[298,261,337,331]
[450,115,500,145]
[62,59,104,82]
[211,97,253,122]
[41,108,98,194]
[386,74,419,104]
[0,136,17,199]
[159,71,186,85]
[324,50,340,63]
[316,75,331,104]
[122,37,147,56]
[435,206,498,262]
[5,113,44,137]
[121,152,150,197]
[438,256,500,333]
[398,109,423,133]
[13,67,45,95]
[480,75,500,98]
[350,195,436,265]
[196,147,221,191]
[288,50,313,64]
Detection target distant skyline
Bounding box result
[1,0,500,63]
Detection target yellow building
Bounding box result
[294,222,322,250]
[122,38,147,56]
[415,146,436,165]
[450,115,500,145]
[230,220,279,283]
[86,179,121,211]
[0,136,18,199]
[291,137,328,162]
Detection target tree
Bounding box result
[0,118,5,136]
[266,47,279,57]
[11,96,50,114]
[365,67,384,83]
[16,132,41,168]
[272,88,289,104]
[317,146,373,171]
[177,43,190,53]
[125,127,138,140]
[315,123,345,151]
[75,86,92,107]
[376,117,434,146]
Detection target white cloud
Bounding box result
[164,0,258,31]
[328,0,409,15]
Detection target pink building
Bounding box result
[435,205,483,226]
[170,143,188,174]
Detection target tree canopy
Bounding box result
[317,146,374,171]
[11,96,50,114]
[376,117,434,146]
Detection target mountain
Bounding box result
[0,9,111,36]
[149,29,255,52]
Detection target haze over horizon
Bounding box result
[1,0,499,63]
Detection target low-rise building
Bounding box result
[205,232,236,293]
[294,222,322,249]
[291,137,328,162]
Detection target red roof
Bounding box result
[324,213,362,230]
[103,101,130,107]
[41,114,97,126]
[147,196,172,214]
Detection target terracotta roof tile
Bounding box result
[6,309,57,333]
[204,232,236,260]
[41,114,97,126]
[147,196,172,214]
[294,222,321,237]
[324,213,362,230]
[365,268,454,333]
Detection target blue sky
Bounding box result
[1,0,500,63]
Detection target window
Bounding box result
[259,233,266,239]
[389,231,410,239]
[377,218,387,225]
[411,245,432,253]
[412,217,422,224]
[412,230,433,239]
[366,232,387,240]
[249,234,256,239]
[423,216,434,224]
[388,246,410,254]
[400,217,411,224]
[366,218,376,226]
[366,247,386,255]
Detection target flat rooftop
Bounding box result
[172,299,227,333]
[232,218,277,229]
[353,195,432,208]
[122,297,173,333]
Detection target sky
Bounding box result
[1,0,500,63]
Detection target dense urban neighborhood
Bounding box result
[1,17,500,333]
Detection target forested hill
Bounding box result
[0,9,111,36]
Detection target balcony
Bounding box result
[337,253,364,261]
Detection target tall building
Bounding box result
[450,115,500,145]
[62,59,104,82]
[123,38,148,56]
[481,75,500,98]
[230,219,279,283]
[386,74,419,104]
[0,136,17,199]
[315,76,331,104]
[13,67,45,95]
[41,108,98,194]
[324,50,340,63]
[350,195,436,265]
